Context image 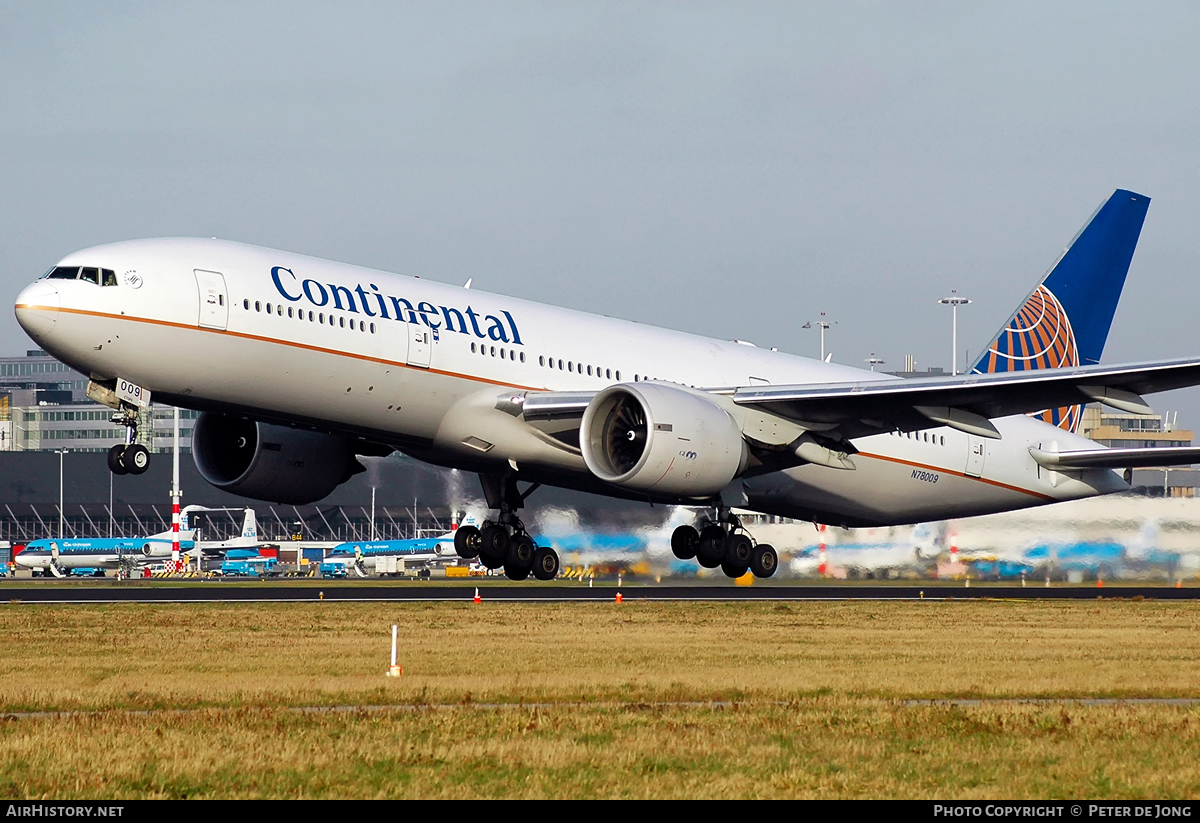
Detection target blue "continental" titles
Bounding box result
[271,266,522,344]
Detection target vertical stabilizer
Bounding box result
[970,189,1150,431]
[240,508,257,543]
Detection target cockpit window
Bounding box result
[42,266,119,286]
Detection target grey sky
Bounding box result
[3,2,1198,419]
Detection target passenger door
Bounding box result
[194,270,228,330]
[965,435,986,478]
[407,322,431,368]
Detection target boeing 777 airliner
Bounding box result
[15,190,1200,581]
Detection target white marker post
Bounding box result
[386,625,401,677]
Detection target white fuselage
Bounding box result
[14,238,1127,528]
[16,534,195,572]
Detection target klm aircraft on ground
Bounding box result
[16,506,258,577]
[16,530,196,577]
[319,516,476,578]
[318,535,457,578]
[16,189,1200,583]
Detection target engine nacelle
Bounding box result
[580,382,747,498]
[192,412,362,505]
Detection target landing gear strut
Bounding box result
[106,407,150,476]
[453,473,559,581]
[671,508,778,580]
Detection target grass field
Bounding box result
[2,600,1198,798]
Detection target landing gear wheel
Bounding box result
[120,444,150,475]
[504,564,530,581]
[454,525,481,559]
[696,524,726,568]
[531,546,560,580]
[724,533,753,567]
[750,544,778,579]
[107,445,129,476]
[721,560,749,579]
[507,534,536,570]
[671,525,699,560]
[478,524,509,568]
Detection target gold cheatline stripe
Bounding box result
[856,450,1054,502]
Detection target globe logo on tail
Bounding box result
[977,285,1081,432]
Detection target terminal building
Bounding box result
[1079,405,1199,497]
[0,350,196,453]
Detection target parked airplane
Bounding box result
[15,528,197,578]
[181,506,259,555]
[318,534,457,578]
[17,190,1200,583]
[789,522,943,578]
[319,515,473,577]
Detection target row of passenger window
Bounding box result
[244,299,376,333]
[242,296,652,383]
[892,430,946,446]
[538,356,622,381]
[471,342,526,363]
[45,266,118,286]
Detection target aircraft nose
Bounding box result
[14,281,60,341]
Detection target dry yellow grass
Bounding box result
[1,600,1198,797]
[2,600,1198,709]
[4,701,1200,799]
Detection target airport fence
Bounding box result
[0,504,454,544]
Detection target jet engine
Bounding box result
[191,412,363,505]
[580,382,747,498]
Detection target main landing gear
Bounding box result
[453,474,559,582]
[671,509,778,579]
[106,408,150,476]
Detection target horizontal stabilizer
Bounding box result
[1030,446,1200,470]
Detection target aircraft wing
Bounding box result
[732,358,1200,440]
[515,358,1200,444]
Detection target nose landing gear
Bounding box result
[671,509,778,579]
[106,408,150,476]
[107,443,150,475]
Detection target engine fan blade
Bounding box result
[605,396,648,474]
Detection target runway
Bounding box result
[0,581,1197,603]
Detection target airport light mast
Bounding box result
[938,291,972,375]
[803,313,835,361]
[56,449,68,539]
